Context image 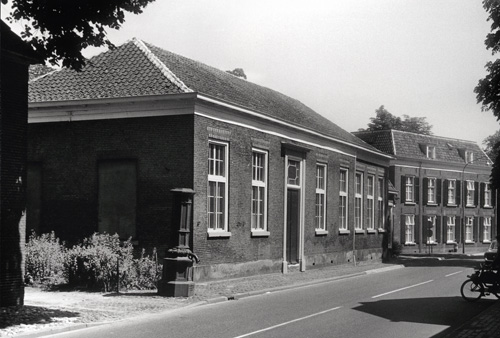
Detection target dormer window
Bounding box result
[426,146,436,159]
[465,151,474,163]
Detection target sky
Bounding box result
[3,0,499,147]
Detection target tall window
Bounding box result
[466,180,475,206]
[251,150,267,232]
[484,217,492,242]
[405,214,415,244]
[315,164,327,231]
[377,177,385,230]
[465,216,474,242]
[447,216,455,243]
[426,216,436,243]
[367,175,375,230]
[484,183,492,207]
[427,178,436,204]
[465,151,474,163]
[355,173,363,230]
[426,146,436,159]
[208,141,228,231]
[447,180,456,205]
[339,169,348,230]
[405,176,414,202]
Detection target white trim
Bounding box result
[366,174,375,230]
[315,163,327,231]
[197,94,392,159]
[339,168,349,231]
[251,149,268,232]
[207,140,229,232]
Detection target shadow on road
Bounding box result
[393,256,483,269]
[353,296,495,338]
[0,305,80,329]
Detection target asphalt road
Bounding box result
[49,259,496,338]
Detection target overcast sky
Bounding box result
[4,0,499,147]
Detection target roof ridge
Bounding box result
[131,38,193,93]
[391,129,478,145]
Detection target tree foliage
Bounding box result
[2,0,155,71]
[483,130,500,162]
[226,68,247,79]
[360,105,433,135]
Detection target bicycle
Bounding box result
[461,263,500,302]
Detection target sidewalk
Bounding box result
[0,258,498,338]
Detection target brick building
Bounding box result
[354,129,496,255]
[1,21,40,306]
[28,38,392,280]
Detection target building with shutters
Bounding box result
[354,129,495,254]
[27,38,393,280]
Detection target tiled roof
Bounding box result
[29,38,377,151]
[353,129,490,166]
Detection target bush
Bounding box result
[129,248,162,290]
[25,231,66,284]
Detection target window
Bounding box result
[315,164,327,231]
[355,173,363,230]
[465,216,474,242]
[426,146,436,159]
[447,180,456,205]
[426,216,436,243]
[367,175,375,230]
[251,150,268,232]
[208,141,229,232]
[427,178,436,204]
[484,217,492,242]
[447,216,456,243]
[405,214,415,244]
[484,183,492,207]
[377,177,385,230]
[339,168,348,230]
[465,151,474,163]
[405,176,414,202]
[466,180,475,206]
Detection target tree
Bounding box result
[483,130,500,163]
[226,68,247,80]
[2,0,156,71]
[359,105,433,135]
[475,0,500,120]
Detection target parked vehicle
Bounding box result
[484,240,498,263]
[461,263,500,302]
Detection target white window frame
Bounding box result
[207,141,230,236]
[484,183,492,207]
[315,163,327,233]
[447,216,456,243]
[339,168,349,232]
[366,175,375,231]
[427,177,436,204]
[465,216,474,243]
[426,216,436,244]
[426,146,436,159]
[405,214,415,244]
[484,217,492,243]
[405,176,414,203]
[355,172,363,231]
[251,149,269,236]
[447,180,456,205]
[465,151,474,163]
[466,180,475,207]
[377,177,385,231]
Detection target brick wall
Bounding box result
[0,59,29,307]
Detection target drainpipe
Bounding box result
[353,158,357,266]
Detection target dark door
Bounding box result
[287,189,300,264]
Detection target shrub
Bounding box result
[25,231,66,284]
[130,248,162,290]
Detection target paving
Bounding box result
[0,257,498,338]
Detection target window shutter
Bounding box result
[474,182,479,206]
[492,188,497,206]
[455,216,461,243]
[492,216,496,239]
[436,216,441,243]
[401,176,407,202]
[456,181,461,206]
[401,215,406,244]
[415,216,420,244]
[473,217,478,242]
[415,178,420,204]
[436,179,442,205]
[480,183,485,208]
[423,178,429,205]
[479,217,484,242]
[443,180,449,206]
